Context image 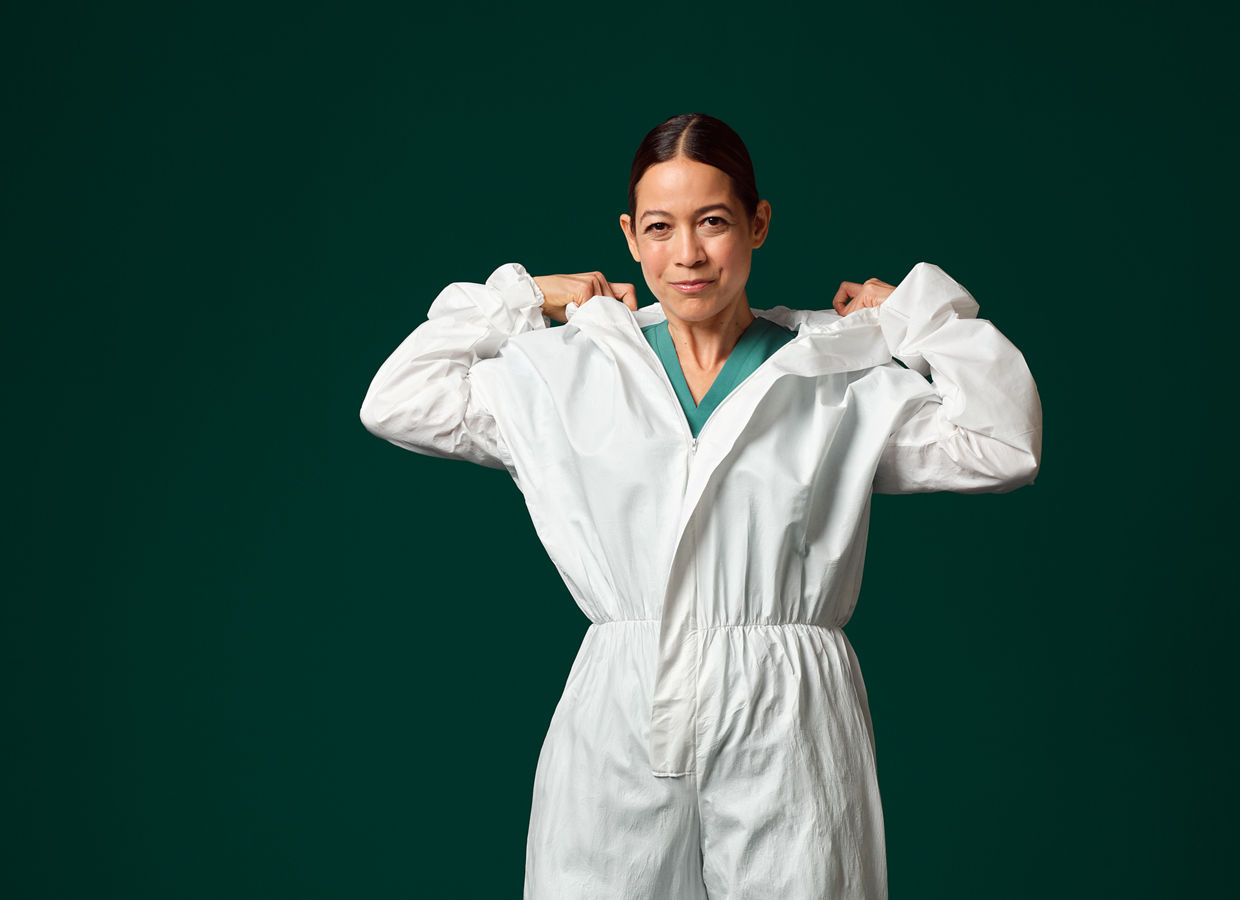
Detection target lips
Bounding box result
[670,279,714,294]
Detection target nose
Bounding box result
[674,227,705,268]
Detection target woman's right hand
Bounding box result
[534,272,638,323]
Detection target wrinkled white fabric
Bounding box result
[360,262,1042,899]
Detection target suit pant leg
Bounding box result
[524,621,709,900]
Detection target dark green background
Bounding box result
[8,1,1234,896]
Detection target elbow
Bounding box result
[358,357,457,446]
[359,391,403,442]
[358,387,454,457]
[988,429,1042,493]
[358,392,382,438]
[359,402,382,439]
[945,428,1040,494]
[1019,426,1043,486]
[993,452,1040,493]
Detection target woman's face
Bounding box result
[620,156,770,327]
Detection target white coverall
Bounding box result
[359,262,1042,899]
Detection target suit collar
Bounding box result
[566,296,892,378]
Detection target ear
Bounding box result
[750,200,772,249]
[619,213,641,262]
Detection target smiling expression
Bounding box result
[620,156,771,329]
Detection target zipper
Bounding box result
[693,351,774,441]
[683,325,804,443]
[632,320,700,456]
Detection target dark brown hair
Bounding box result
[626,113,760,232]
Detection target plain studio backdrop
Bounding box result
[6,1,1234,897]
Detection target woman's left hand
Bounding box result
[833,278,895,316]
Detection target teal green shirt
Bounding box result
[641,316,798,438]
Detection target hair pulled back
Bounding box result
[626,113,760,232]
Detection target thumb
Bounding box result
[832,281,860,316]
[611,282,638,311]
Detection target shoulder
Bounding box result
[496,318,596,372]
[754,305,847,335]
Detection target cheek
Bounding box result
[639,243,670,273]
[711,239,748,273]
[637,254,659,287]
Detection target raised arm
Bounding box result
[359,262,547,470]
[869,262,1043,494]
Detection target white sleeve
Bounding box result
[872,262,1043,494]
[358,262,548,470]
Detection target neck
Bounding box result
[663,296,756,371]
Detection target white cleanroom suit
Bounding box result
[359,261,1042,900]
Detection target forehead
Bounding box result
[634,157,736,212]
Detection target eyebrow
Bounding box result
[640,204,735,222]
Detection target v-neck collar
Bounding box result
[563,295,894,447]
[642,317,792,438]
[665,316,760,408]
[572,293,887,365]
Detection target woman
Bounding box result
[360,113,1041,899]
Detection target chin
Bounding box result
[661,299,728,322]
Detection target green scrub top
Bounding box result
[641,316,798,438]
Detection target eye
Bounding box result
[702,216,729,229]
[644,222,669,234]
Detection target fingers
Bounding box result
[833,281,861,316]
[568,272,637,308]
[611,282,638,311]
[835,278,894,316]
[537,271,639,314]
[590,271,614,300]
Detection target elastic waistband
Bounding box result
[590,619,842,631]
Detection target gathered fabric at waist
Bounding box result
[590,618,844,632]
[564,618,868,777]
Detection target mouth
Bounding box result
[669,279,714,294]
